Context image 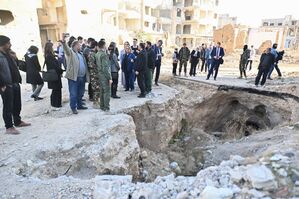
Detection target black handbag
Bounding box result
[219,58,224,65]
[42,61,58,82]
[42,69,59,82]
[18,60,27,72]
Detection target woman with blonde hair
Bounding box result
[121,46,135,91]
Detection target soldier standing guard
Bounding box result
[88,41,101,109]
[95,40,112,111]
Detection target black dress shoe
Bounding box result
[77,106,88,110]
[138,94,146,98]
[112,95,121,99]
[155,83,159,86]
[34,97,43,101]
[72,109,78,114]
[124,89,129,91]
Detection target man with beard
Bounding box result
[135,43,147,98]
[0,35,31,134]
[145,41,155,95]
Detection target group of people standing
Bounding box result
[120,39,163,98]
[0,32,286,135]
[0,33,166,135]
[172,42,225,81]
[254,43,284,87]
[172,40,284,86]
[60,36,164,113]
[238,43,284,86]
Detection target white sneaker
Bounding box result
[51,107,61,111]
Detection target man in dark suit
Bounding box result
[255,48,275,86]
[0,35,31,135]
[152,40,163,86]
[135,43,147,98]
[189,47,200,76]
[206,42,224,81]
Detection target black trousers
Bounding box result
[255,67,268,86]
[268,64,282,78]
[189,61,198,76]
[200,58,206,72]
[1,84,22,129]
[207,60,220,80]
[179,60,188,74]
[50,89,62,108]
[88,83,94,100]
[137,72,146,95]
[246,60,253,70]
[172,63,178,75]
[154,61,161,84]
[111,72,119,96]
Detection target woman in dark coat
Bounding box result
[44,42,64,109]
[25,46,44,101]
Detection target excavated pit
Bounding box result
[189,92,291,139]
[13,78,297,183]
[128,79,296,181]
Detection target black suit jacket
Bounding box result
[211,47,225,59]
[190,50,200,63]
[135,50,147,73]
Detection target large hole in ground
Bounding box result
[133,89,293,181]
[14,82,294,183]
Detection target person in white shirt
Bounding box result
[246,45,255,71]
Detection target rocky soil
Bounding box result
[0,74,299,199]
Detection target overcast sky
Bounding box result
[218,0,299,27]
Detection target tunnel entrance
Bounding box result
[137,87,293,181]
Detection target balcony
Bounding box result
[173,0,183,6]
[159,17,172,24]
[184,0,193,7]
[118,4,141,19]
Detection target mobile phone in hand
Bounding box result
[63,33,70,38]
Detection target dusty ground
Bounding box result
[0,58,299,198]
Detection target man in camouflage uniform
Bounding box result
[179,43,190,76]
[87,41,101,108]
[95,40,112,111]
[239,45,250,79]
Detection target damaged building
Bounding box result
[248,15,299,50]
[214,15,299,54]
[0,0,219,55]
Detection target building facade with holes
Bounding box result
[260,15,299,49]
[0,0,42,56]
[0,0,219,55]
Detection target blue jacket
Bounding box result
[271,48,278,59]
[121,53,135,72]
[152,44,161,63]
[205,48,212,59]
[211,47,225,59]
